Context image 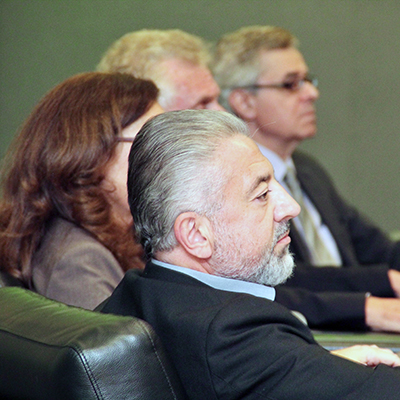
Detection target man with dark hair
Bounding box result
[100,110,400,400]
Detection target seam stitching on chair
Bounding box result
[74,346,104,400]
[137,319,179,400]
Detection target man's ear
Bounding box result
[174,212,213,259]
[228,89,257,121]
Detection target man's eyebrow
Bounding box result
[283,71,307,79]
[247,174,272,196]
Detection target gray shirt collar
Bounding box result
[152,259,275,301]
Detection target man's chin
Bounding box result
[272,252,295,286]
[275,259,295,285]
[273,243,291,259]
[255,251,295,287]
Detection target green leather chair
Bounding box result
[0,287,187,400]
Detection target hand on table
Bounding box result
[331,345,400,367]
[388,269,400,298]
[365,296,400,332]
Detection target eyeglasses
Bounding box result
[116,137,135,143]
[238,75,318,92]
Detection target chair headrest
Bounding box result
[0,287,186,400]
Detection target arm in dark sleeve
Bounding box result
[340,201,400,268]
[208,296,400,400]
[283,264,395,297]
[275,285,368,330]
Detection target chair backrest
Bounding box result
[0,287,187,400]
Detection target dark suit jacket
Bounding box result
[275,151,400,329]
[100,263,400,400]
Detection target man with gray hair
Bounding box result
[97,29,223,111]
[212,25,400,333]
[100,109,400,400]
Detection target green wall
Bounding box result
[1,0,400,232]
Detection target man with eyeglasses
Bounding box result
[212,25,400,333]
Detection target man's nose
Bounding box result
[209,100,226,111]
[273,186,301,222]
[301,80,319,101]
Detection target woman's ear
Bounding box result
[174,212,213,259]
[228,89,258,121]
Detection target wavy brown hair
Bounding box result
[0,72,159,285]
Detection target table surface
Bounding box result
[313,330,400,352]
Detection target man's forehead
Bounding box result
[163,59,211,86]
[212,136,274,202]
[163,59,219,108]
[258,47,308,78]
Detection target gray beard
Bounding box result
[210,220,295,287]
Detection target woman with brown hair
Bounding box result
[0,72,163,309]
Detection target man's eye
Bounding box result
[258,190,270,201]
[282,81,299,90]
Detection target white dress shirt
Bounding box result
[257,144,342,266]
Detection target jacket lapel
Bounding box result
[292,151,357,266]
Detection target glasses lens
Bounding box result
[306,75,318,88]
